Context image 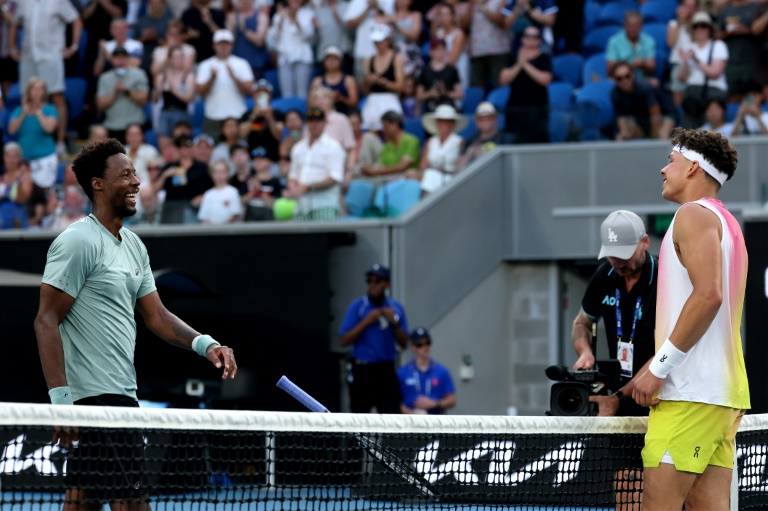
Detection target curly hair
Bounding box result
[670,127,738,183]
[71,139,126,201]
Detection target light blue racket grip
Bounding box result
[277,376,330,413]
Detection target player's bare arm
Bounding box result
[34,284,76,390]
[668,202,723,351]
[136,291,237,379]
[634,204,723,406]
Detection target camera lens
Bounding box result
[558,387,585,415]
[550,382,591,416]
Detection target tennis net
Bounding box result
[1,402,767,510]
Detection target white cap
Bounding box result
[370,24,392,43]
[598,210,646,260]
[322,46,344,59]
[213,29,234,44]
[474,101,497,116]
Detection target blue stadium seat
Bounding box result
[403,118,425,146]
[726,102,740,123]
[583,2,601,32]
[64,77,87,126]
[270,97,307,116]
[459,117,478,141]
[548,82,574,109]
[575,81,616,140]
[263,69,281,99]
[640,0,676,23]
[344,180,375,217]
[462,86,485,115]
[644,22,669,57]
[582,53,608,84]
[596,1,638,27]
[486,86,510,113]
[5,82,21,114]
[191,100,205,135]
[582,26,621,57]
[552,54,584,88]
[373,179,422,217]
[144,129,158,149]
[56,161,67,184]
[549,109,571,143]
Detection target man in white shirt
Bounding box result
[196,29,255,141]
[283,107,346,220]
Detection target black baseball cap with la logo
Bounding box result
[598,210,646,260]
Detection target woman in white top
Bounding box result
[678,11,728,129]
[267,0,316,98]
[666,0,697,107]
[433,2,469,90]
[124,124,160,184]
[151,20,196,78]
[417,104,466,195]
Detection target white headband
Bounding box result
[673,144,728,185]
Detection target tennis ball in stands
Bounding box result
[273,198,297,221]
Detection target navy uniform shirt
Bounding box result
[581,252,658,383]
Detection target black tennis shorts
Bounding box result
[65,394,149,504]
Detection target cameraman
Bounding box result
[572,210,658,418]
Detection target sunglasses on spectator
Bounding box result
[252,148,268,158]
[614,73,632,81]
[413,340,431,348]
[367,277,383,284]
[692,23,710,29]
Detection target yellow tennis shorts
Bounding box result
[641,400,744,474]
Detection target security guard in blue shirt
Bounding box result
[397,327,456,414]
[340,264,409,413]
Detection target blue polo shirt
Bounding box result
[340,296,409,363]
[397,360,456,415]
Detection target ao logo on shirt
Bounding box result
[601,295,643,319]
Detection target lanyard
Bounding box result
[615,289,641,344]
[413,363,432,396]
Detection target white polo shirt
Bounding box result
[289,133,346,213]
[196,55,254,121]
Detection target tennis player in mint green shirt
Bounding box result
[34,139,237,509]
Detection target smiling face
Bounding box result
[98,153,140,218]
[660,150,692,203]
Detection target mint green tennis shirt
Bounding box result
[42,215,156,401]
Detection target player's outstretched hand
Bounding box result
[53,425,79,453]
[207,345,237,379]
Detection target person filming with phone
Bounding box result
[240,79,284,163]
[571,210,658,419]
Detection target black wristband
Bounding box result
[614,390,628,402]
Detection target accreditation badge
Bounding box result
[617,341,633,378]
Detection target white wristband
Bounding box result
[648,338,686,379]
[49,386,74,405]
[192,334,221,357]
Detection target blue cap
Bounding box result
[410,327,431,343]
[366,264,390,281]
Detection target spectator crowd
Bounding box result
[2,0,768,228]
